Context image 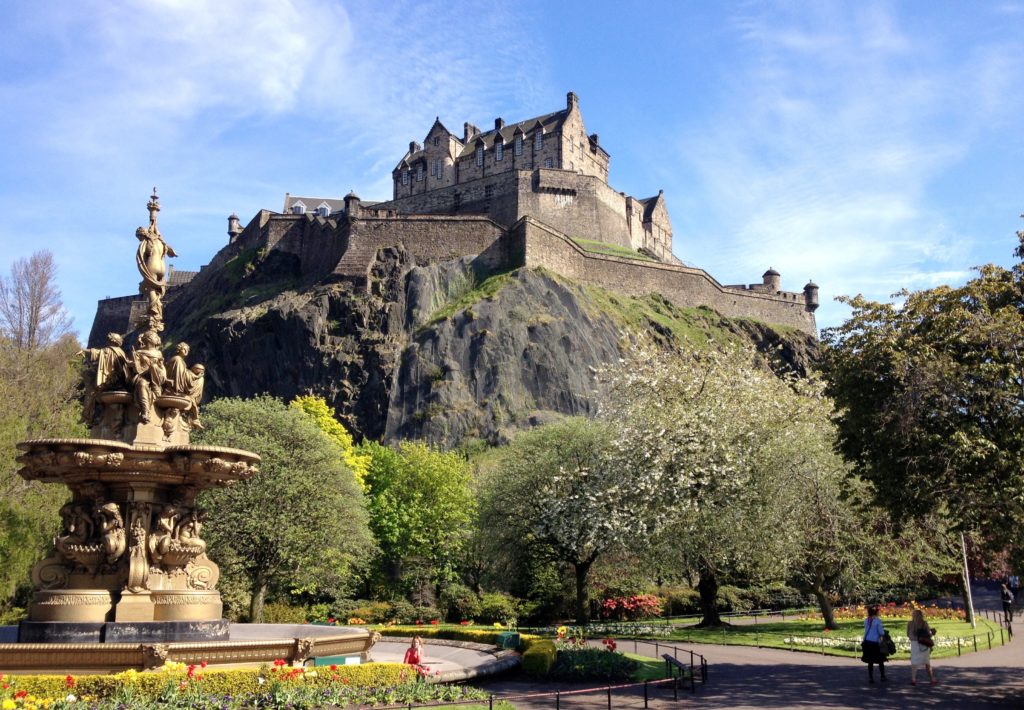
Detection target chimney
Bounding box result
[567,91,579,111]
[409,141,421,154]
[495,117,505,131]
[463,122,479,142]
[590,133,600,146]
[227,213,242,243]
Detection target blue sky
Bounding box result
[1,0,1022,337]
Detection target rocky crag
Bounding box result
[160,243,817,448]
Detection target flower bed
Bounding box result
[0,660,493,709]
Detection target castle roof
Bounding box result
[456,110,567,157]
[282,194,345,215]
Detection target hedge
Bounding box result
[375,626,543,651]
[521,639,557,677]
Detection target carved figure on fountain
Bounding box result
[134,189,177,333]
[78,333,130,426]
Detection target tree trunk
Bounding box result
[811,574,838,630]
[574,559,593,625]
[958,565,975,626]
[697,570,722,627]
[250,574,268,623]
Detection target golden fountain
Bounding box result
[0,192,375,672]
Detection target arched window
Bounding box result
[476,144,484,167]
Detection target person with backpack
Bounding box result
[861,605,888,683]
[907,609,937,685]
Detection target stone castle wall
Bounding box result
[514,218,816,333]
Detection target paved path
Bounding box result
[475,584,1023,709]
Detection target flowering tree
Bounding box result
[480,417,669,623]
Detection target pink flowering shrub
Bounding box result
[599,594,663,621]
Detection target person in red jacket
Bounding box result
[403,636,423,665]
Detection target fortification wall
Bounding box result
[87,294,137,348]
[515,217,816,334]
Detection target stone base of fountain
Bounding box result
[17,618,231,644]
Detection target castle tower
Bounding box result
[762,267,781,293]
[227,213,242,243]
[803,280,820,312]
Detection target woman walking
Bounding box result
[907,609,936,685]
[861,605,887,683]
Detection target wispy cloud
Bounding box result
[672,1,1024,328]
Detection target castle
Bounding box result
[90,92,819,347]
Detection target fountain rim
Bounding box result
[17,438,261,462]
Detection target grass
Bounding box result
[627,653,672,681]
[570,237,657,262]
[662,617,1006,659]
[422,270,514,326]
[579,281,743,348]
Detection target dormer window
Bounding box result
[534,131,543,150]
[416,164,424,181]
[495,141,503,161]
[291,202,306,215]
[402,170,409,185]
[476,144,484,167]
[316,203,330,217]
[514,134,523,156]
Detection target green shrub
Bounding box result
[350,600,393,623]
[441,582,482,621]
[522,639,557,677]
[479,591,519,624]
[661,586,700,615]
[376,625,542,651]
[551,648,638,681]
[262,601,309,624]
[414,604,442,624]
[716,585,750,612]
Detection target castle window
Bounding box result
[534,131,543,150]
[416,164,424,181]
[476,144,484,167]
[434,136,439,145]
[402,170,409,185]
[434,159,442,178]
[484,185,494,198]
[316,204,330,217]
[514,134,523,156]
[544,157,553,168]
[495,141,503,161]
[291,202,306,215]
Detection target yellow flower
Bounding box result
[3,699,16,710]
[493,622,503,628]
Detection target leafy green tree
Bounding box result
[360,440,475,597]
[822,231,1024,558]
[290,395,371,488]
[0,251,83,609]
[195,395,374,621]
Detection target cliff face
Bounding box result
[163,249,819,447]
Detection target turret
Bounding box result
[227,213,242,243]
[803,280,819,312]
[762,267,781,293]
[344,191,361,218]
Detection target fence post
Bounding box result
[655,641,659,657]
[555,692,559,710]
[973,635,978,653]
[957,638,961,656]
[489,695,494,710]
[644,680,649,708]
[756,629,760,648]
[988,632,992,650]
[607,686,612,709]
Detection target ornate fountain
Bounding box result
[14,191,259,644]
[0,193,376,672]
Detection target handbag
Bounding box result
[881,630,896,656]
[917,628,934,648]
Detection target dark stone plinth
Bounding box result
[18,621,105,643]
[16,619,230,644]
[103,619,230,643]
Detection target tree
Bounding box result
[480,417,670,623]
[290,395,371,488]
[360,440,475,599]
[600,346,806,626]
[195,395,374,621]
[822,230,1024,556]
[0,251,71,350]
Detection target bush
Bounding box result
[261,602,309,624]
[414,604,442,624]
[599,594,663,621]
[479,591,518,624]
[550,648,637,681]
[661,586,700,616]
[376,626,542,652]
[350,600,393,623]
[522,639,557,677]
[440,582,482,621]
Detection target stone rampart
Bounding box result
[515,217,817,334]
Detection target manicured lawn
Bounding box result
[663,617,1006,658]
[627,652,673,680]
